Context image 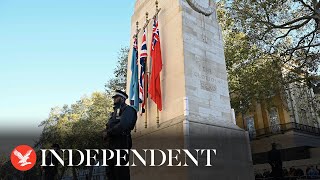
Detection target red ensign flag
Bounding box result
[149,17,162,111]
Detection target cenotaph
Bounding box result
[126,0,254,179]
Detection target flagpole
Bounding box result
[155,0,160,128]
[144,74,148,128]
[144,12,149,129]
[133,21,141,39]
[157,109,160,127]
[134,21,139,133]
[142,12,150,31]
[153,0,161,20]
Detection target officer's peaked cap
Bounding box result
[112,90,128,99]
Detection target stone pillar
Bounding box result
[127,0,254,179]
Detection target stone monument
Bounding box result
[126,0,254,179]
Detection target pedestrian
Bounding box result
[268,143,283,179]
[307,165,319,179]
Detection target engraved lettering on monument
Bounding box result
[196,60,212,74]
[201,66,212,74]
[193,72,216,84]
[200,81,216,92]
[202,34,208,43]
[186,0,215,16]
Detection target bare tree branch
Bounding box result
[306,28,317,57]
[274,28,295,41]
[287,43,320,52]
[297,27,317,46]
[297,0,315,12]
[258,17,312,29]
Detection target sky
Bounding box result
[0,0,135,132]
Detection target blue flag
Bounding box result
[129,37,139,111]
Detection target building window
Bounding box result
[269,107,281,133]
[245,116,256,139]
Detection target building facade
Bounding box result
[235,83,320,176]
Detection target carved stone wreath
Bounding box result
[186,0,215,16]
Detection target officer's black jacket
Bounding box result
[107,104,137,136]
[106,104,137,149]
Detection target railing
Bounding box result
[255,176,320,180]
[251,122,320,139]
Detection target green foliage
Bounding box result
[37,91,113,149]
[217,1,287,114]
[36,91,113,179]
[36,45,129,179]
[229,0,319,53]
[105,47,129,93]
[227,0,320,79]
[0,161,23,180]
[217,0,320,115]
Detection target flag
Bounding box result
[149,17,163,111]
[139,30,147,114]
[129,37,139,111]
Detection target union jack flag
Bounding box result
[139,30,147,114]
[151,18,160,51]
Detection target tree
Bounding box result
[37,45,130,179]
[36,92,113,180]
[217,1,320,118]
[105,47,130,93]
[226,0,320,89]
[228,0,319,57]
[0,161,23,180]
[217,1,285,114]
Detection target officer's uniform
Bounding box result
[106,90,137,180]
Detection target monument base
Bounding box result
[131,116,254,180]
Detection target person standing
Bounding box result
[105,90,137,180]
[268,143,283,179]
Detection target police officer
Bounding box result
[105,90,137,180]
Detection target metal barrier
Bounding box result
[252,122,320,139]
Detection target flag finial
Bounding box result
[136,21,139,33]
[153,0,161,19]
[155,0,159,11]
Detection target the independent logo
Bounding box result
[10,145,36,171]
